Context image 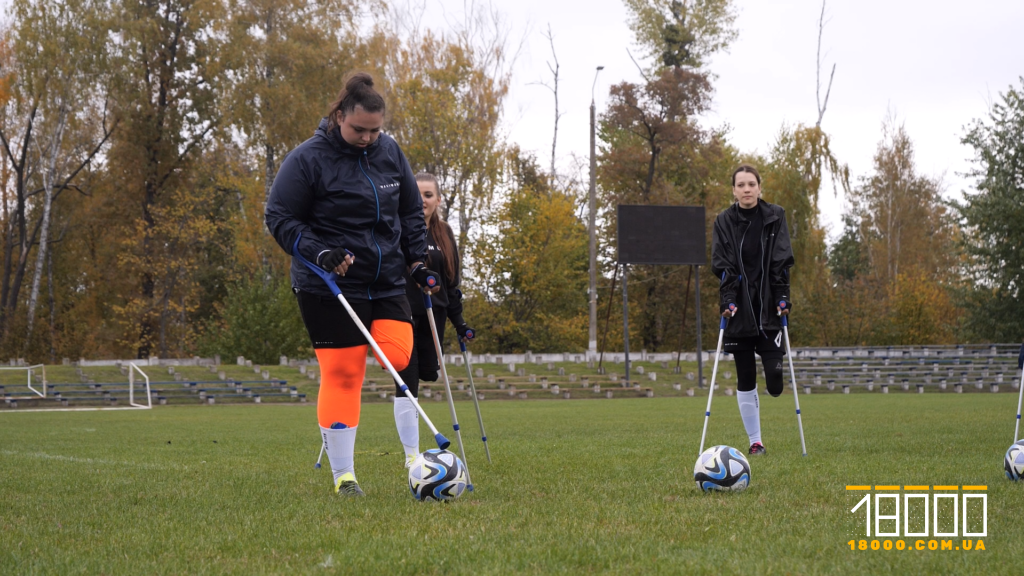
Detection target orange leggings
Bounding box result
[316,319,413,428]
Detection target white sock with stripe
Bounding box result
[736,389,762,445]
[321,424,357,483]
[393,397,420,460]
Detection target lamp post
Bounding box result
[588,65,604,358]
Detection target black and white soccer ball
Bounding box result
[694,445,751,492]
[409,449,468,501]
[1005,440,1024,481]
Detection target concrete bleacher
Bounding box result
[785,344,1022,395]
[3,344,1020,409]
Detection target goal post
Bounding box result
[128,363,152,409]
[0,364,46,398]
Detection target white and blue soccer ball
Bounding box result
[1005,440,1024,481]
[694,445,750,492]
[409,449,468,501]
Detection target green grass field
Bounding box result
[1,394,1020,574]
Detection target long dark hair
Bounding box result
[326,72,385,132]
[416,172,457,279]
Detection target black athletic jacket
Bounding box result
[404,223,465,326]
[265,118,428,300]
[711,199,794,338]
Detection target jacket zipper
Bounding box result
[757,231,767,337]
[737,221,757,336]
[359,151,383,300]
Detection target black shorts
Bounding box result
[723,330,785,357]
[295,290,412,349]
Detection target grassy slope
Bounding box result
[0,394,1019,575]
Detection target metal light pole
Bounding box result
[588,65,604,358]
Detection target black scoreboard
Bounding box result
[616,205,706,265]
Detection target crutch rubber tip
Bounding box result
[481,436,487,441]
[467,485,474,492]
[314,463,321,469]
[435,433,451,449]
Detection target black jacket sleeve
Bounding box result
[711,213,741,311]
[264,149,328,262]
[443,225,465,327]
[396,146,428,267]
[769,207,795,307]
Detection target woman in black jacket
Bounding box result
[265,73,437,496]
[711,164,794,456]
[393,173,474,467]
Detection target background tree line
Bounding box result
[0,0,1021,364]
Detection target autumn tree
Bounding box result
[842,117,958,344]
[595,0,736,354]
[221,0,362,202]
[466,151,588,352]
[759,124,848,346]
[0,0,115,357]
[954,78,1024,342]
[383,20,512,249]
[105,0,225,357]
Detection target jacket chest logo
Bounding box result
[379,182,400,190]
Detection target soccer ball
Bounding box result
[1005,440,1024,481]
[409,449,468,501]
[694,445,750,492]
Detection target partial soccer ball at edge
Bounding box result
[409,449,468,501]
[694,445,751,492]
[1005,440,1024,481]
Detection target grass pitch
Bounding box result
[1,393,1020,574]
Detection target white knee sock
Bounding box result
[736,389,762,445]
[394,397,420,459]
[320,424,358,483]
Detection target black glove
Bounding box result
[410,263,440,290]
[317,247,352,271]
[456,323,475,341]
[720,302,737,315]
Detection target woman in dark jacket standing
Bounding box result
[393,173,474,467]
[265,73,437,496]
[711,164,794,456]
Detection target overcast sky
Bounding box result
[421,0,1024,241]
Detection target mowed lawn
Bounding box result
[1,393,1020,575]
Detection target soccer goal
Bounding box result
[0,364,47,398]
[1,363,151,412]
[127,362,153,409]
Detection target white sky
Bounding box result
[420,0,1024,241]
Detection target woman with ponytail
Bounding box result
[265,72,437,497]
[393,173,475,467]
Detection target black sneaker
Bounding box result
[748,442,766,455]
[334,473,366,497]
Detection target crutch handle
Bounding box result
[292,238,343,296]
[422,292,433,309]
[781,315,788,327]
[719,317,727,330]
[459,339,468,353]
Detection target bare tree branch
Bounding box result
[815,0,836,127]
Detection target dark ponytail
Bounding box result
[326,72,385,132]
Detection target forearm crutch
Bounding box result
[292,235,451,450]
[423,294,473,491]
